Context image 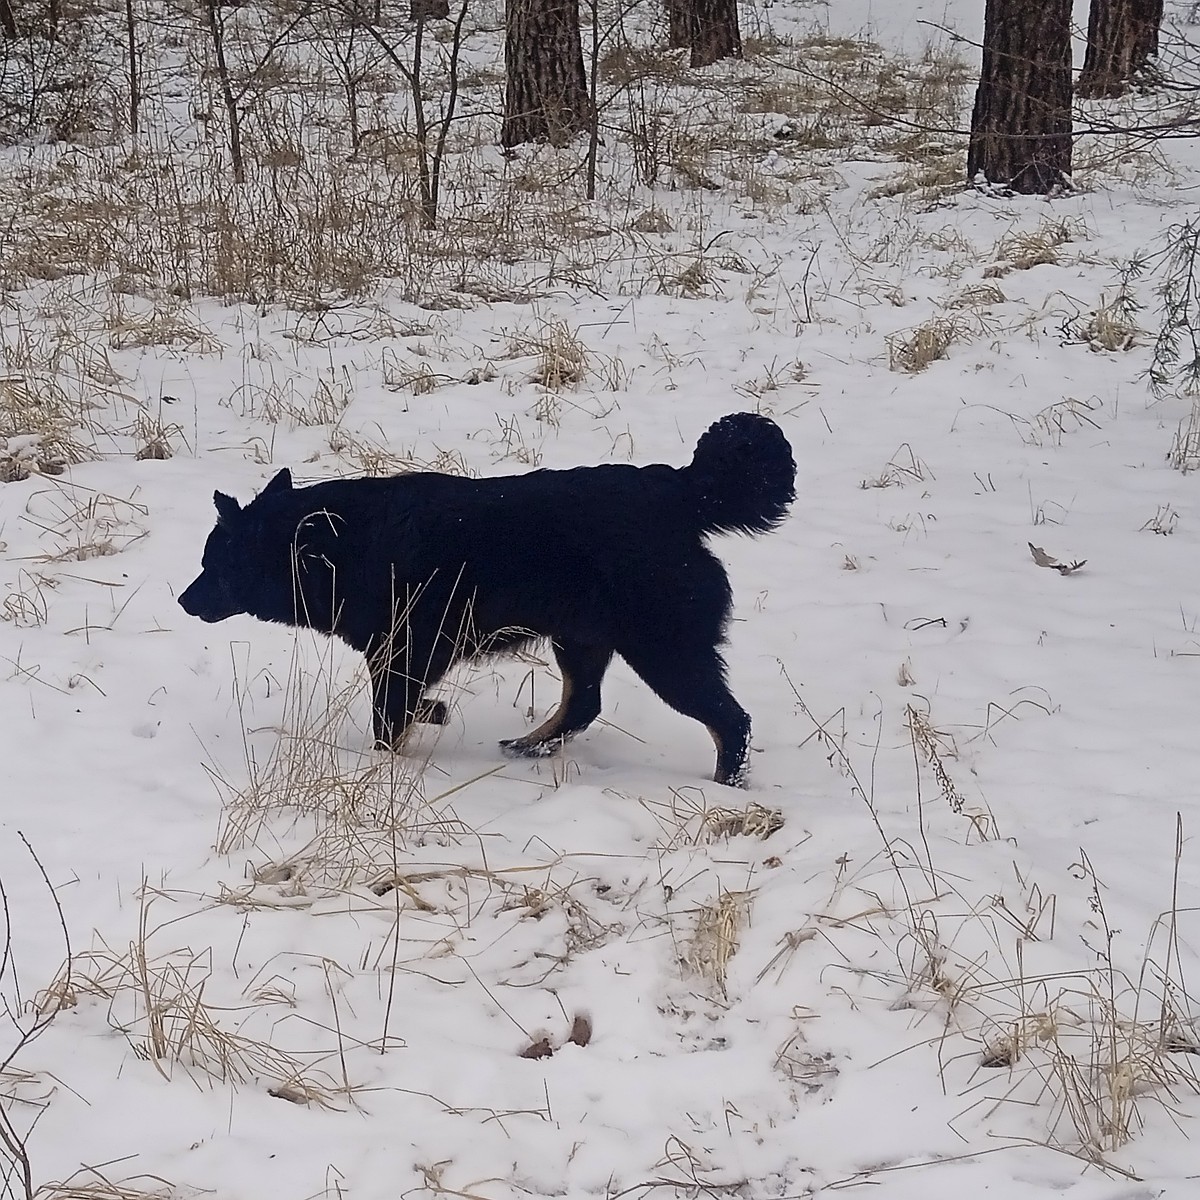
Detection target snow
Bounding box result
[4,0,1200,1197]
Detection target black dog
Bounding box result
[179,412,795,786]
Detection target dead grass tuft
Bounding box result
[132,411,185,460]
[106,299,219,352]
[985,219,1087,277]
[1069,290,1142,353]
[36,1170,176,1200]
[887,315,967,372]
[51,894,343,1101]
[687,890,750,997]
[628,206,674,235]
[24,484,148,561]
[865,155,962,202]
[943,283,1007,309]
[697,803,785,842]
[508,322,589,390]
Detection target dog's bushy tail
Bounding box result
[687,412,796,536]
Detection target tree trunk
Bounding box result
[664,0,741,66]
[125,0,140,136]
[1,0,17,40]
[688,0,740,68]
[967,0,1072,195]
[501,0,593,148]
[204,0,245,183]
[666,0,688,49]
[410,0,449,18]
[1077,0,1163,98]
[1137,0,1163,61]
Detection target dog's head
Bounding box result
[178,468,294,624]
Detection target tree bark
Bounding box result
[204,0,245,183]
[666,0,688,49]
[688,0,740,68]
[125,0,140,136]
[1077,0,1163,98]
[967,0,1072,195]
[664,0,741,66]
[501,0,593,148]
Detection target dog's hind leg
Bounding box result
[617,641,752,787]
[415,698,449,725]
[500,640,613,758]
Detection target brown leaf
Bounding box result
[519,1036,554,1060]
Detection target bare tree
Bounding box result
[124,0,140,136]
[313,5,381,154]
[357,0,471,227]
[1,0,17,41]
[501,0,593,148]
[967,0,1073,194]
[203,0,245,182]
[200,1,316,185]
[0,835,72,1200]
[1077,0,1163,98]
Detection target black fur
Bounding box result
[179,412,796,786]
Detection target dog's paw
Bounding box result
[715,766,750,789]
[499,737,558,759]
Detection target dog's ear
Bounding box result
[262,468,293,497]
[213,491,241,528]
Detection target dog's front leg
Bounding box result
[365,621,453,750]
[365,644,424,751]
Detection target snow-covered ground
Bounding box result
[3,0,1200,1197]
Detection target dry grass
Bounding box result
[229,370,352,427]
[327,430,478,480]
[0,18,979,315]
[36,1170,176,1200]
[1141,503,1179,535]
[507,321,589,391]
[687,890,750,998]
[736,34,968,167]
[0,313,131,472]
[1167,400,1200,473]
[860,443,932,489]
[628,206,674,234]
[600,43,691,88]
[131,411,185,460]
[906,704,996,840]
[790,670,1200,1166]
[886,315,967,372]
[943,282,1007,310]
[1,570,57,627]
[1024,395,1103,448]
[1070,290,1142,353]
[22,482,149,562]
[105,298,220,352]
[48,895,343,1101]
[865,155,962,202]
[209,638,427,857]
[697,803,785,842]
[985,219,1087,277]
[206,590,503,868]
